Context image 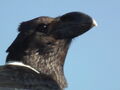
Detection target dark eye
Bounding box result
[36,24,48,33]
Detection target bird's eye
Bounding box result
[36,24,48,33]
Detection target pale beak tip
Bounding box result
[92,18,98,27]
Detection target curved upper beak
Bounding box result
[92,18,98,27]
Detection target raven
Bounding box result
[0,12,97,90]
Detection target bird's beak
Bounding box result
[92,18,98,27]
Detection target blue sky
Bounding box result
[0,0,120,90]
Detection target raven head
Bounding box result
[6,12,97,89]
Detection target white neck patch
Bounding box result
[6,61,39,74]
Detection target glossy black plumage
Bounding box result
[0,12,96,90]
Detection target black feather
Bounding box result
[4,12,96,90]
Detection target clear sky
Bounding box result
[0,0,120,90]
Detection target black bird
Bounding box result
[0,12,97,90]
